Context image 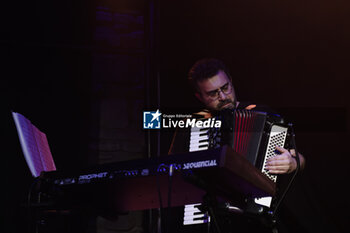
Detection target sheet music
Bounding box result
[33,125,56,172]
[12,112,56,177]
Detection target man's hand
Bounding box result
[265,146,297,174]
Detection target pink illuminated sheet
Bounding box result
[12,112,56,177]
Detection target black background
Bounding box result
[1,0,350,232]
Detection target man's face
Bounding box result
[195,70,237,111]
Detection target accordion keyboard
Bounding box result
[184,123,218,225]
[189,121,221,152]
[183,203,210,225]
[189,126,210,152]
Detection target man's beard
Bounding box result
[217,99,236,110]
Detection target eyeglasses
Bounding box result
[205,82,233,100]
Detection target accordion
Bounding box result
[184,109,289,225]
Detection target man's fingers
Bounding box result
[266,164,289,169]
[266,163,289,174]
[290,149,296,157]
[266,159,288,166]
[268,154,287,161]
[275,145,288,153]
[267,169,286,174]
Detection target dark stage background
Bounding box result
[1,0,349,233]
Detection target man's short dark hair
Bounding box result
[188,58,230,92]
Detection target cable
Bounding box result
[271,123,300,218]
[167,164,174,209]
[203,194,222,233]
[156,163,163,233]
